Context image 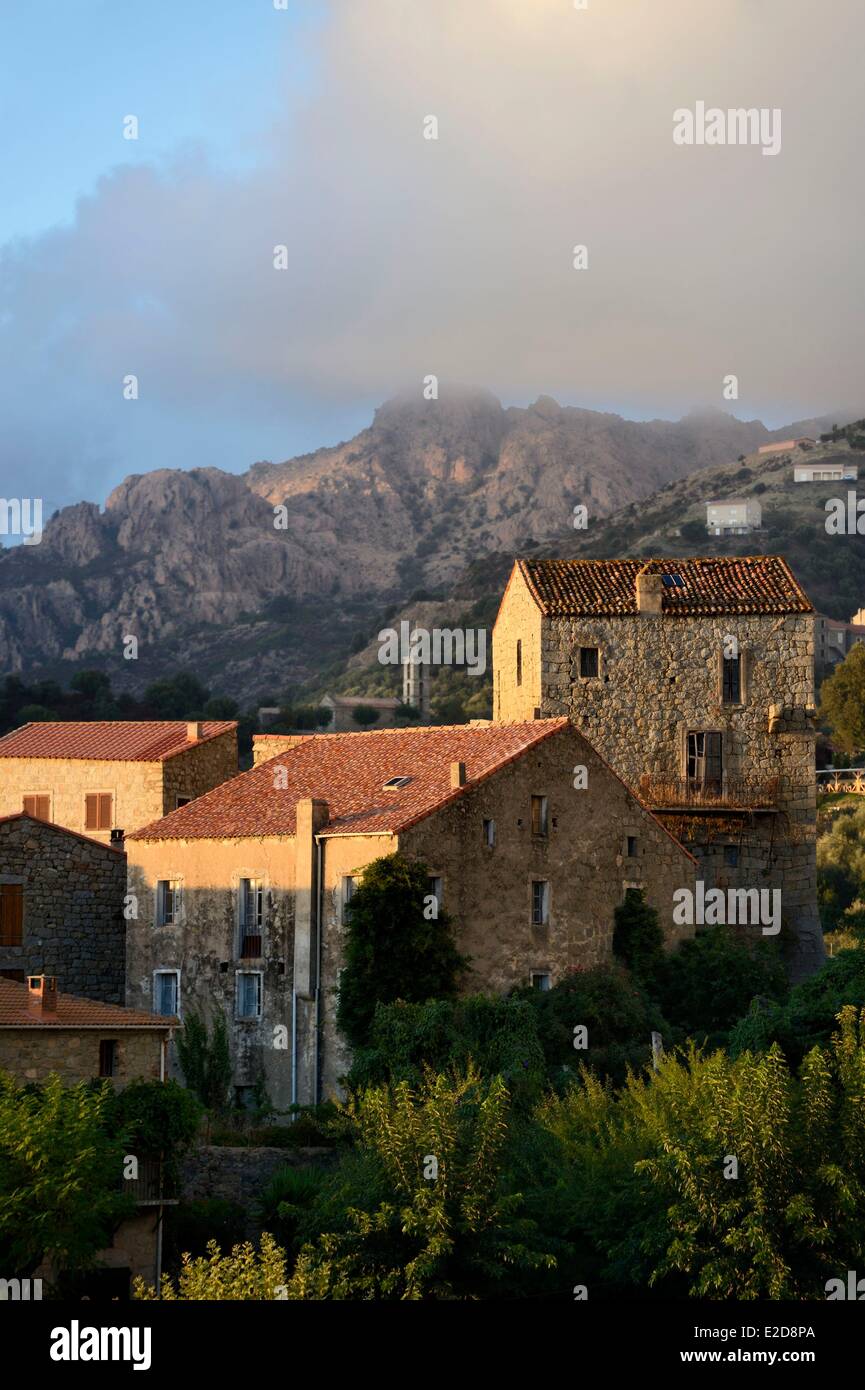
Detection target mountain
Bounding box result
[0,390,842,703]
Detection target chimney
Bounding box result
[450,761,467,789]
[186,721,202,741]
[28,975,58,1015]
[635,569,665,616]
[110,828,125,849]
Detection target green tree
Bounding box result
[288,1066,556,1299]
[351,704,380,727]
[817,802,865,930]
[612,889,665,983]
[0,1074,132,1277]
[135,1232,287,1301]
[819,644,865,753]
[653,926,786,1046]
[336,854,468,1049]
[176,1011,232,1111]
[143,673,210,719]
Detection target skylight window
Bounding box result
[662,573,686,589]
[382,776,412,790]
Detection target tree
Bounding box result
[351,704,380,728]
[819,644,865,754]
[612,889,665,983]
[0,1074,131,1277]
[143,673,210,719]
[203,695,239,719]
[336,854,469,1049]
[817,802,865,930]
[287,1066,557,1299]
[135,1233,287,1301]
[176,1011,232,1111]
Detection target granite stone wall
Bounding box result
[0,815,127,1001]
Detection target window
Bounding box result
[154,970,179,1017]
[427,877,443,913]
[0,969,25,982]
[531,972,551,992]
[483,818,496,847]
[686,732,723,792]
[98,1040,118,1078]
[531,795,548,836]
[382,776,412,790]
[236,971,263,1019]
[239,879,263,956]
[579,646,599,678]
[156,880,182,926]
[175,796,191,809]
[516,639,522,687]
[0,883,23,947]
[626,836,638,858]
[722,654,741,704]
[84,793,112,831]
[531,880,549,926]
[22,795,50,821]
[341,876,356,925]
[724,845,739,868]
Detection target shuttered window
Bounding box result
[22,795,50,820]
[84,793,113,831]
[0,884,24,947]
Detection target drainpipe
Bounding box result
[313,837,324,1105]
[291,989,297,1110]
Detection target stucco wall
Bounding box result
[492,567,543,722]
[0,816,127,1001]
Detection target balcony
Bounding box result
[639,775,780,813]
[121,1156,179,1206]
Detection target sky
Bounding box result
[1,0,863,518]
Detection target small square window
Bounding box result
[531,880,549,926]
[579,647,599,678]
[531,972,551,992]
[724,845,739,868]
[175,796,192,809]
[531,796,548,836]
[483,818,496,847]
[626,836,638,858]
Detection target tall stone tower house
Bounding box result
[493,556,822,977]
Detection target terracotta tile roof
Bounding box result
[0,979,174,1029]
[516,556,812,617]
[0,720,237,763]
[129,721,571,840]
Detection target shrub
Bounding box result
[728,947,865,1064]
[176,1011,232,1111]
[652,926,786,1047]
[257,1166,327,1254]
[135,1233,288,1301]
[612,889,665,984]
[163,1200,247,1274]
[336,854,468,1048]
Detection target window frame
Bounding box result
[579,646,600,679]
[153,969,181,1018]
[483,818,496,847]
[531,879,550,926]
[235,969,263,1020]
[84,791,113,832]
[530,972,551,992]
[686,730,724,792]
[341,875,356,926]
[237,877,264,957]
[0,881,24,947]
[531,795,549,837]
[22,793,51,821]
[156,879,182,927]
[98,1039,118,1078]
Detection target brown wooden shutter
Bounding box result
[0,883,23,947]
[85,794,98,830]
[99,793,112,829]
[23,795,50,820]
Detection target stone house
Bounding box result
[0,812,127,1002]
[125,720,696,1108]
[493,555,822,976]
[0,973,176,1296]
[320,694,402,732]
[0,719,238,844]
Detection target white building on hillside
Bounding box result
[705,498,762,536]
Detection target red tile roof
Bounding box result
[0,720,237,762]
[0,979,174,1029]
[515,556,812,617]
[129,721,572,840]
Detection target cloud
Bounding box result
[1,0,863,512]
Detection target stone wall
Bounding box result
[0,816,127,1001]
[0,1026,164,1086]
[493,570,821,976]
[161,731,238,814]
[181,1144,335,1206]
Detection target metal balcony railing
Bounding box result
[639,775,780,810]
